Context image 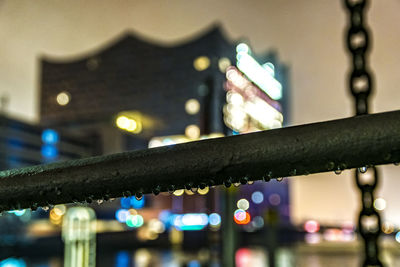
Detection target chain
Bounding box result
[344,1,383,266]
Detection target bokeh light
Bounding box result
[304,220,320,233]
[185,99,200,115]
[193,56,210,71]
[185,124,200,139]
[251,191,264,204]
[218,57,231,73]
[237,199,250,210]
[209,213,221,227]
[56,91,70,106]
[374,198,386,211]
[126,214,144,228]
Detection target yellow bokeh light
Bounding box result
[185,124,200,139]
[115,114,142,134]
[56,91,70,106]
[382,222,394,234]
[218,57,231,73]
[185,99,200,115]
[116,116,130,129]
[193,56,210,71]
[53,204,66,216]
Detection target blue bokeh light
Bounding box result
[41,145,58,159]
[0,258,26,267]
[41,129,59,145]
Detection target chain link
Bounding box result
[344,0,384,266]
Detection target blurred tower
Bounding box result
[62,207,97,267]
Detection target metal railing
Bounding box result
[0,110,399,212]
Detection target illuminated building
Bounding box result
[21,26,291,262]
[0,114,95,170]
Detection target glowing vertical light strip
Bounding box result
[236,50,282,100]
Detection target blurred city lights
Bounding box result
[120,197,131,209]
[8,209,26,217]
[173,213,208,231]
[252,216,264,229]
[56,91,70,106]
[304,220,320,233]
[41,129,59,144]
[234,209,251,225]
[115,251,130,267]
[185,125,200,139]
[373,197,386,211]
[188,260,201,267]
[237,199,250,210]
[185,99,200,115]
[236,43,250,54]
[218,57,231,73]
[148,139,163,148]
[209,213,221,227]
[236,47,282,100]
[0,258,26,267]
[193,56,210,71]
[305,233,322,244]
[396,232,400,243]
[148,219,165,234]
[53,204,66,216]
[115,115,142,134]
[126,214,144,228]
[251,191,264,204]
[41,144,58,159]
[116,209,130,223]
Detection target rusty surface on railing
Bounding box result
[0,110,399,212]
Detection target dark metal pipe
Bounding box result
[0,110,399,212]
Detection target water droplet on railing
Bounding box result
[152,186,161,196]
[359,166,368,173]
[31,203,38,211]
[191,187,198,193]
[168,185,176,194]
[276,177,284,182]
[233,182,241,187]
[326,161,335,171]
[263,172,272,182]
[208,179,215,187]
[42,206,49,212]
[123,191,132,197]
[247,180,254,185]
[96,199,104,205]
[334,168,342,175]
[135,192,143,201]
[224,178,232,188]
[185,183,193,190]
